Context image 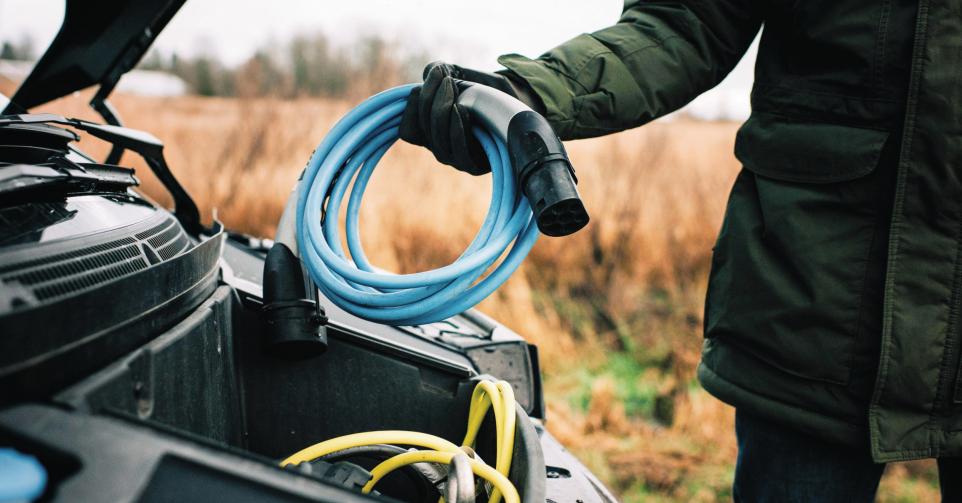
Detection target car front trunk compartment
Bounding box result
[7,285,546,502]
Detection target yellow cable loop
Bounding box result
[280,430,462,466]
[495,381,516,475]
[490,382,515,503]
[363,450,519,503]
[458,380,515,503]
[463,380,504,447]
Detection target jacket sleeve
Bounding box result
[498,0,761,140]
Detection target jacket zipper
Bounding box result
[949,223,962,406]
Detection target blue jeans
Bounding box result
[734,410,962,502]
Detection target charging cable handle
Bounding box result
[456,82,589,237]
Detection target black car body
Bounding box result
[0,1,615,502]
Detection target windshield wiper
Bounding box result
[0,158,138,203]
[0,114,203,234]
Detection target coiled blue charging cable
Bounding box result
[295,84,539,325]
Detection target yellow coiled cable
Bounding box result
[280,380,518,503]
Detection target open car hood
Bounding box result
[2,0,185,115]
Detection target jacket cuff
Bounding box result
[497,54,577,138]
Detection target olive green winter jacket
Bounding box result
[499,0,962,462]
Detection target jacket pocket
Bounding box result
[704,113,891,385]
[734,113,889,183]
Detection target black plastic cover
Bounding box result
[0,214,221,404]
[0,404,386,503]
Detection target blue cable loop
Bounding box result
[296,84,540,325]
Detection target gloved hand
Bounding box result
[399,62,543,175]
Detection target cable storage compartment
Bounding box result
[31,283,546,503]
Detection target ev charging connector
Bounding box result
[455,82,589,236]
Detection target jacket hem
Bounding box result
[697,361,866,448]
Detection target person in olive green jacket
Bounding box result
[400,0,962,500]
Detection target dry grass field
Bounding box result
[6,82,940,501]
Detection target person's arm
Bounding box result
[499,0,762,140]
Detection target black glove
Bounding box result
[399,62,542,176]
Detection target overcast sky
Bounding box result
[0,0,625,69]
